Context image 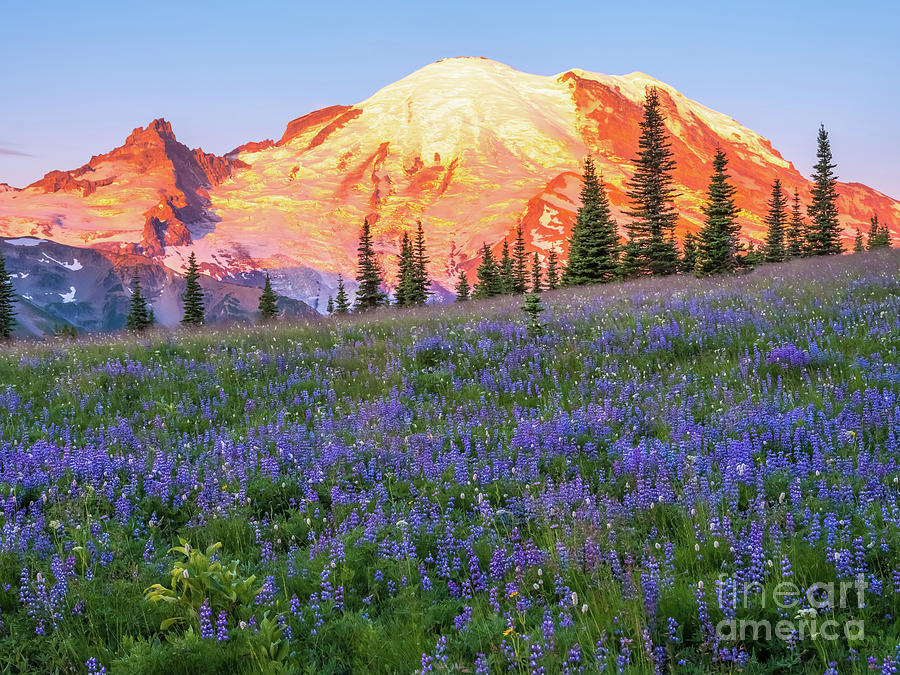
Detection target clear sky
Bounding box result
[2,0,898,198]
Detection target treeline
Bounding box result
[525,89,891,290]
[0,87,894,339]
[331,87,893,316]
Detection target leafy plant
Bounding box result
[145,540,259,630]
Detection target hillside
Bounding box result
[0,249,898,671]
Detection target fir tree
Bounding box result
[563,157,621,285]
[545,246,560,290]
[498,240,514,294]
[679,232,698,274]
[394,231,416,307]
[354,218,386,311]
[744,242,762,267]
[454,270,471,301]
[530,252,543,292]
[410,221,431,304]
[473,244,503,299]
[126,275,151,331]
[181,252,205,326]
[0,250,17,340]
[258,274,278,321]
[511,223,529,293]
[806,124,843,256]
[763,179,788,263]
[623,88,680,277]
[147,308,155,327]
[868,214,892,249]
[334,275,350,314]
[853,227,865,253]
[521,292,545,338]
[326,296,334,315]
[695,149,741,276]
[786,191,807,258]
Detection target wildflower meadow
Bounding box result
[1,250,899,673]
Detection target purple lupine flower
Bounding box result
[199,599,214,639]
[216,610,228,642]
[85,658,106,675]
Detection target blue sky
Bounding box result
[1,0,898,197]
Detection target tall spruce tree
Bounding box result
[410,221,431,304]
[0,250,17,340]
[473,244,502,299]
[807,124,843,256]
[334,275,350,314]
[258,274,278,321]
[695,149,741,276]
[394,231,416,307]
[763,179,788,263]
[679,232,698,274]
[511,224,529,293]
[498,240,514,294]
[530,252,543,292]
[623,88,680,277]
[181,252,205,326]
[563,157,620,285]
[786,191,807,258]
[454,270,471,301]
[868,214,892,249]
[126,275,151,331]
[545,246,560,290]
[853,227,865,252]
[354,218,386,311]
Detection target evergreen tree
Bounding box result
[454,270,471,301]
[394,231,416,307]
[786,191,807,258]
[522,292,545,338]
[498,240,514,294]
[744,242,762,267]
[334,275,350,314]
[868,214,892,249]
[853,227,865,253]
[563,157,621,285]
[623,88,680,277]
[511,223,529,293]
[763,178,788,263]
[181,252,205,326]
[679,232,698,274]
[410,221,431,305]
[695,149,741,276]
[473,244,503,299]
[326,296,334,315]
[545,246,560,290]
[806,124,843,256]
[258,274,278,321]
[126,275,151,331]
[354,218,386,311]
[530,252,543,292]
[0,250,17,340]
[148,308,155,327]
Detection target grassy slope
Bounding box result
[0,249,898,673]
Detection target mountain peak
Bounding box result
[125,118,176,146]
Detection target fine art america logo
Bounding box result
[713,575,867,642]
